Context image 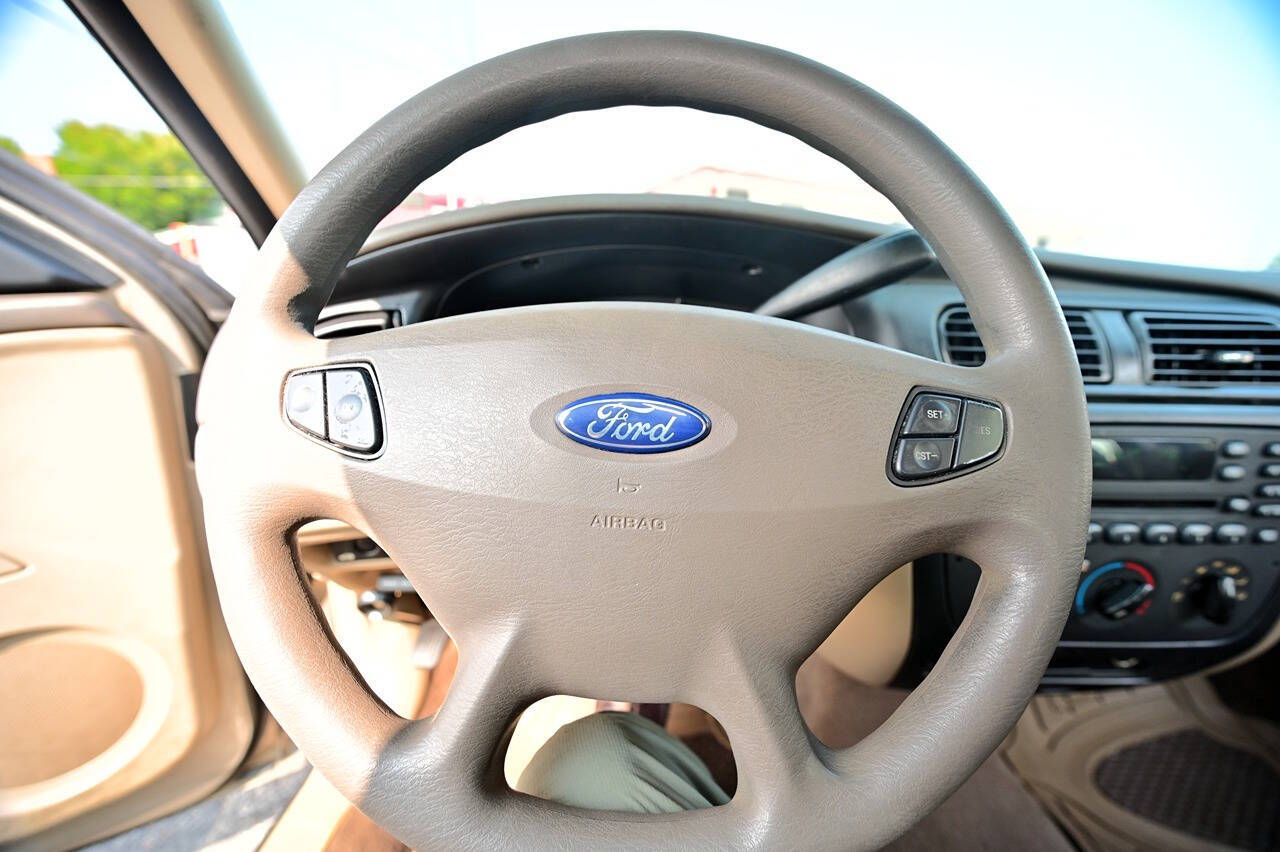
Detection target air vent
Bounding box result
[939,306,1111,382]
[1133,312,1280,385]
[314,309,401,339]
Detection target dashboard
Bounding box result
[319,194,1280,689]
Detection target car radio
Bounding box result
[941,425,1280,684]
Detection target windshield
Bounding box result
[4,1,1279,273]
[218,0,1280,272]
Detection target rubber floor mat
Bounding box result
[1095,729,1280,850]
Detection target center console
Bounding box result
[935,425,1280,686]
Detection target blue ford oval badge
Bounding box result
[556,393,710,454]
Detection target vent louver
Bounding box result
[939,306,1111,382]
[314,309,401,339]
[1134,312,1280,385]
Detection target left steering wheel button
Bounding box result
[284,371,326,437]
[326,368,379,451]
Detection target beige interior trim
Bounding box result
[122,0,306,214]
[0,326,254,849]
[1204,612,1280,676]
[296,519,365,547]
[0,196,202,373]
[815,564,912,687]
[259,770,355,852]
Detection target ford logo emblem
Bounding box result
[556,393,710,454]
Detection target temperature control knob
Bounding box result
[1076,561,1157,620]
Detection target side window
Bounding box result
[0,0,255,291]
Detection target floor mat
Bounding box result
[1095,729,1280,851]
[84,751,310,852]
[1006,677,1280,852]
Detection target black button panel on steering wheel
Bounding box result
[888,387,1005,485]
[282,363,384,457]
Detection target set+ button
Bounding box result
[902,394,961,436]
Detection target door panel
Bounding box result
[0,320,253,849]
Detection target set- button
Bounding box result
[891,392,1005,481]
[894,437,954,478]
[284,365,382,454]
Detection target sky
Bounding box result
[1,0,1279,271]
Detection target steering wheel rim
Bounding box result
[196,31,1090,850]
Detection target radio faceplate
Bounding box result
[940,424,1280,685]
[1067,425,1280,682]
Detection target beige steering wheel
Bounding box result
[195,31,1091,850]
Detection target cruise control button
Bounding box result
[1258,483,1280,499]
[1105,522,1141,545]
[1142,523,1178,545]
[283,371,325,437]
[1215,523,1249,545]
[1255,528,1279,544]
[893,438,955,479]
[902,394,961,436]
[1255,504,1280,518]
[326,368,379,452]
[1179,523,1213,545]
[955,400,1004,467]
[1262,463,1280,478]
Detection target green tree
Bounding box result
[51,122,220,231]
[0,137,21,156]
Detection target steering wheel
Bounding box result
[196,31,1090,850]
